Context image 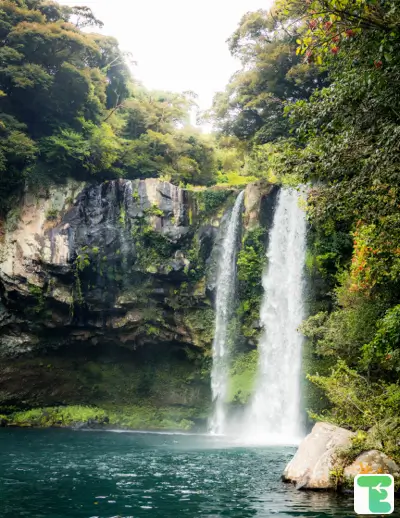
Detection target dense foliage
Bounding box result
[211,0,400,460]
[208,10,328,145]
[0,0,220,214]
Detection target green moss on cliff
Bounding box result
[0,348,210,424]
[195,189,232,213]
[227,350,258,405]
[237,228,267,340]
[11,406,106,427]
[132,222,175,272]
[9,404,201,431]
[185,236,206,282]
[182,308,215,348]
[144,204,164,218]
[27,283,46,314]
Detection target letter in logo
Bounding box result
[354,474,394,515]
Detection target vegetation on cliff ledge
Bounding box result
[5,405,199,432]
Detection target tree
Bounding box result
[264,0,400,442]
[275,0,399,60]
[0,0,218,212]
[208,9,327,144]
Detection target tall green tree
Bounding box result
[269,0,400,439]
[209,10,327,144]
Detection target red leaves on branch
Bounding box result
[305,49,314,63]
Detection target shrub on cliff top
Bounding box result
[195,189,232,213]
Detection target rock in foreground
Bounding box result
[282,422,354,489]
[283,422,400,490]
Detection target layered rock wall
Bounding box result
[0,179,275,416]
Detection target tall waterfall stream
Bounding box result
[209,191,244,435]
[211,188,307,444]
[246,188,307,444]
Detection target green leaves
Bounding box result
[237,228,267,338]
[307,360,400,431]
[0,116,37,209]
[3,62,52,89]
[41,129,90,176]
[0,0,221,213]
[40,123,122,177]
[209,9,327,144]
[363,305,400,374]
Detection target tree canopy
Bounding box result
[0,0,218,213]
[207,9,328,145]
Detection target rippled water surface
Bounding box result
[0,428,392,517]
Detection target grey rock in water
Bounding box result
[282,422,355,489]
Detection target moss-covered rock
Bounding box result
[181,308,215,348]
[0,346,210,426]
[8,404,202,431]
[227,350,258,405]
[237,228,267,342]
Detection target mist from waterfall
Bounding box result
[244,188,307,445]
[209,191,244,435]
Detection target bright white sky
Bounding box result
[61,0,271,115]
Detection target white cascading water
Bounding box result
[210,191,244,435]
[245,188,307,445]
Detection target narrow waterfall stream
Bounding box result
[210,191,244,435]
[245,188,307,444]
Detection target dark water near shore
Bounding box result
[0,428,393,517]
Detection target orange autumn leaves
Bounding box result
[350,223,376,293]
[350,222,400,294]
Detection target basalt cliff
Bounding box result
[0,179,277,429]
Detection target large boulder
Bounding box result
[244,181,277,230]
[283,422,355,489]
[344,450,400,478]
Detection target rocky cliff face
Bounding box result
[0,178,275,423]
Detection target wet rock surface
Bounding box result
[0,179,275,410]
[283,422,355,489]
[0,179,219,357]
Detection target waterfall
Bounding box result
[210,191,244,435]
[246,188,307,444]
